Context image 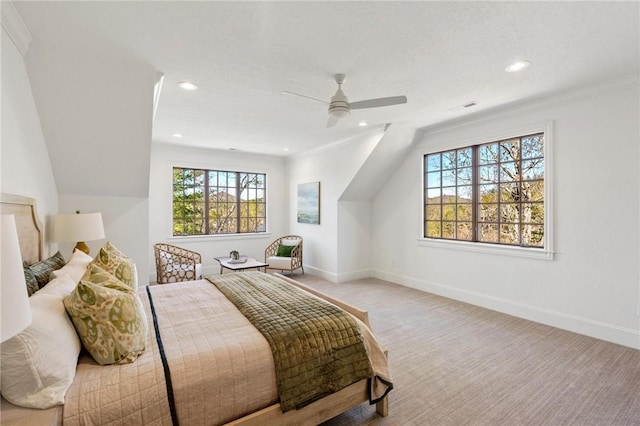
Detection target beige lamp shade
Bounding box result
[1,215,32,342]
[52,212,105,254]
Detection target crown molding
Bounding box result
[1,1,32,56]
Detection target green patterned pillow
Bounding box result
[92,242,136,289]
[63,270,147,365]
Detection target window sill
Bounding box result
[417,238,554,260]
[169,233,272,243]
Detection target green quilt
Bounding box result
[207,272,373,411]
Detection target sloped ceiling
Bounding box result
[15,1,639,163]
[23,41,156,197]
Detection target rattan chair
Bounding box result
[154,243,202,284]
[264,235,303,275]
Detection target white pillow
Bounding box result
[0,275,81,408]
[281,238,301,246]
[38,273,80,298]
[50,249,93,284]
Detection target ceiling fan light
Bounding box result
[330,108,350,118]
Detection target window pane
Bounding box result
[479,223,498,243]
[442,222,455,239]
[457,222,473,240]
[442,187,456,199]
[500,183,519,202]
[457,185,472,202]
[457,167,473,185]
[442,169,456,186]
[208,171,218,187]
[479,203,498,222]
[523,202,544,224]
[426,221,441,238]
[426,205,441,220]
[426,188,441,203]
[479,184,498,202]
[443,205,456,220]
[427,154,441,171]
[525,225,544,247]
[479,165,499,183]
[522,159,544,180]
[500,139,520,162]
[525,181,544,202]
[501,203,519,223]
[521,134,544,159]
[427,171,441,188]
[457,148,472,167]
[442,151,456,170]
[458,204,472,221]
[480,144,499,164]
[499,162,517,182]
[500,224,519,244]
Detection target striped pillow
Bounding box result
[28,251,66,289]
[23,262,39,297]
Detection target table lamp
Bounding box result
[1,215,32,342]
[52,211,105,255]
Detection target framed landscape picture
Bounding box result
[297,182,320,224]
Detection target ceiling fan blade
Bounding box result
[281,91,328,105]
[326,113,340,128]
[350,95,407,110]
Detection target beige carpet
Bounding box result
[287,274,640,425]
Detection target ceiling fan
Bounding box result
[283,74,407,128]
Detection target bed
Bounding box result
[0,193,392,425]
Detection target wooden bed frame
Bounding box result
[0,193,389,426]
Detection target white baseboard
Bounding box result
[336,268,372,283]
[372,269,640,350]
[302,265,338,282]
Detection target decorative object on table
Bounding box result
[214,256,265,273]
[1,215,32,342]
[154,243,202,284]
[297,182,320,224]
[264,235,304,275]
[229,250,240,260]
[52,211,105,255]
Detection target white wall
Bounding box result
[57,195,149,283]
[148,143,288,282]
[371,78,640,348]
[287,128,383,281]
[336,201,371,282]
[0,24,58,256]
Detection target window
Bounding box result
[424,133,544,248]
[172,167,266,236]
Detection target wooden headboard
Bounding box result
[1,193,44,265]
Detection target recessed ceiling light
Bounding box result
[283,147,290,151]
[177,81,198,91]
[505,60,530,72]
[172,133,183,138]
[358,121,368,127]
